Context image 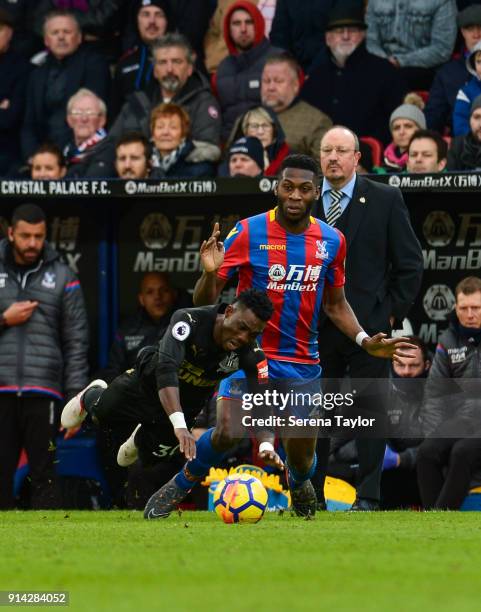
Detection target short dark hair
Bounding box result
[405,336,431,363]
[11,204,46,227]
[234,289,274,322]
[115,131,151,159]
[264,52,302,80]
[408,129,448,161]
[455,276,481,298]
[32,142,66,168]
[279,154,319,181]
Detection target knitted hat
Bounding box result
[228,136,264,170]
[135,0,170,16]
[471,94,481,115]
[389,104,426,129]
[457,5,481,29]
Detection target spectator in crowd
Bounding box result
[261,53,332,158]
[0,1,40,58]
[301,2,406,145]
[20,10,111,162]
[226,106,289,175]
[30,142,66,179]
[366,0,458,91]
[312,126,423,511]
[417,276,481,510]
[32,1,124,61]
[215,1,282,141]
[425,5,481,134]
[123,0,213,70]
[112,0,172,120]
[114,131,151,179]
[0,9,30,176]
[226,135,264,177]
[204,0,277,74]
[453,40,481,136]
[109,33,221,167]
[0,203,89,509]
[149,103,216,178]
[383,103,427,173]
[269,0,341,72]
[63,88,110,178]
[406,129,448,173]
[447,94,481,170]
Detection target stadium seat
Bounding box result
[360,136,384,167]
[414,90,430,105]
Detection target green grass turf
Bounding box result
[1,511,480,612]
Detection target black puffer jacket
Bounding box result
[0,240,89,399]
[422,314,481,436]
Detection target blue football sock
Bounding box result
[174,428,227,491]
[287,452,317,489]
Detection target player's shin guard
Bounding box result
[287,452,317,489]
[174,428,227,491]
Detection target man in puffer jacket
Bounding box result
[417,276,481,509]
[215,0,283,140]
[0,203,89,509]
[453,39,481,136]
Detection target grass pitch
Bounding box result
[1,511,480,612]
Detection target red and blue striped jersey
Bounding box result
[218,208,346,364]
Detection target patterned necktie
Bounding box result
[326,189,343,226]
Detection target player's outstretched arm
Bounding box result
[158,386,196,460]
[193,222,226,305]
[323,286,417,361]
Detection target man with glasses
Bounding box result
[301,3,406,144]
[63,88,110,178]
[310,125,423,511]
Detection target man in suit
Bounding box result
[312,125,423,510]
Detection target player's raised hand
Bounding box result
[362,333,418,362]
[258,448,284,469]
[200,222,224,272]
[174,428,197,460]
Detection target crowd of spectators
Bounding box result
[3,0,481,512]
[4,1,481,180]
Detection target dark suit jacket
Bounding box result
[314,174,423,334]
[21,45,111,160]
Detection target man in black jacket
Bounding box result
[21,9,111,161]
[417,276,481,510]
[101,272,191,382]
[0,203,89,509]
[301,3,406,145]
[312,126,423,510]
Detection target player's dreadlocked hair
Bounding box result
[279,154,319,181]
[235,289,274,322]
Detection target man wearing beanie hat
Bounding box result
[227,135,264,176]
[112,1,172,119]
[447,94,481,170]
[383,103,427,172]
[301,1,406,145]
[0,8,30,175]
[426,5,481,133]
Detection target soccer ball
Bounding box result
[213,474,268,524]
